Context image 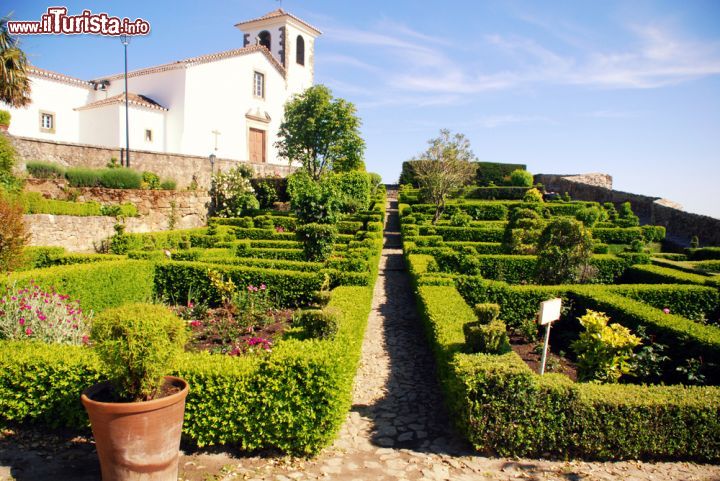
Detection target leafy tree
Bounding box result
[0,16,31,108]
[535,217,594,284]
[276,85,365,180]
[412,129,476,224]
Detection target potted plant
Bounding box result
[81,303,189,481]
[0,110,10,132]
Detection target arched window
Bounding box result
[258,30,271,51]
[296,35,305,65]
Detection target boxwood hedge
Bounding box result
[415,285,720,461]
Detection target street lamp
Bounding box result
[209,153,216,175]
[121,34,130,167]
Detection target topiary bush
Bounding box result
[450,211,472,227]
[91,303,187,402]
[535,218,594,285]
[509,169,533,187]
[334,171,371,213]
[293,308,340,340]
[522,187,544,203]
[160,179,177,190]
[463,319,511,354]
[474,303,500,323]
[296,223,337,261]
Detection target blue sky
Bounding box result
[7,0,720,218]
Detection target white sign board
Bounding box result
[538,298,562,325]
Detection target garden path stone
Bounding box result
[0,189,718,481]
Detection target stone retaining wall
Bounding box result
[536,174,720,247]
[23,181,211,252]
[9,135,294,189]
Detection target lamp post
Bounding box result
[209,153,217,213]
[209,153,216,175]
[121,34,130,167]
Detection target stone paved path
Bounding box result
[1,191,719,481]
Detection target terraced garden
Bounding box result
[399,184,720,462]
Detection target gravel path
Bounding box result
[1,192,718,481]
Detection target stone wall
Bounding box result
[23,181,211,252]
[9,135,295,189]
[536,174,720,247]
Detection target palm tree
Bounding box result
[0,15,31,108]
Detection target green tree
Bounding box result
[412,129,476,224]
[276,85,365,180]
[0,15,31,108]
[535,218,594,284]
[509,168,533,187]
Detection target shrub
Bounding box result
[255,180,279,209]
[0,282,91,344]
[464,319,511,354]
[26,161,65,179]
[686,247,720,261]
[368,172,383,196]
[618,201,639,227]
[571,309,641,383]
[91,303,187,401]
[0,110,10,126]
[474,303,500,323]
[509,169,533,187]
[65,167,100,187]
[535,218,594,285]
[287,171,341,224]
[210,165,259,217]
[160,179,177,190]
[576,206,602,227]
[0,132,15,175]
[141,171,160,189]
[296,223,338,262]
[522,187,543,203]
[0,195,28,271]
[503,207,544,254]
[99,167,142,189]
[690,236,700,249]
[293,308,340,340]
[99,202,138,217]
[334,171,371,213]
[450,211,472,227]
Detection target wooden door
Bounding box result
[249,128,266,163]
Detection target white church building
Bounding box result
[4,8,320,165]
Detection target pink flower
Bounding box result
[189,320,202,328]
[25,328,32,336]
[663,308,670,314]
[247,285,254,292]
[188,301,195,309]
[260,283,267,291]
[82,335,89,345]
[18,318,25,325]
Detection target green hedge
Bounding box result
[591,227,644,244]
[0,286,376,455]
[623,265,720,289]
[686,247,720,261]
[234,228,297,241]
[419,225,504,242]
[2,261,155,313]
[610,284,718,322]
[153,261,321,307]
[464,186,529,200]
[17,192,137,217]
[475,161,526,186]
[415,285,720,461]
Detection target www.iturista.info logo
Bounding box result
[7,7,150,36]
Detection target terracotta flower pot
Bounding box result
[81,376,189,481]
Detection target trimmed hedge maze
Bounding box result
[0,191,386,455]
[400,186,720,461]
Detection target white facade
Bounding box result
[3,9,321,166]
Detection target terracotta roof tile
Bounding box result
[98,45,285,82]
[75,92,168,111]
[234,8,322,35]
[27,66,92,89]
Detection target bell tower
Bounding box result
[234,9,321,94]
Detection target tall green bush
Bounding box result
[296,223,338,261]
[509,169,533,187]
[334,171,371,213]
[287,171,341,224]
[535,218,594,284]
[99,167,142,189]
